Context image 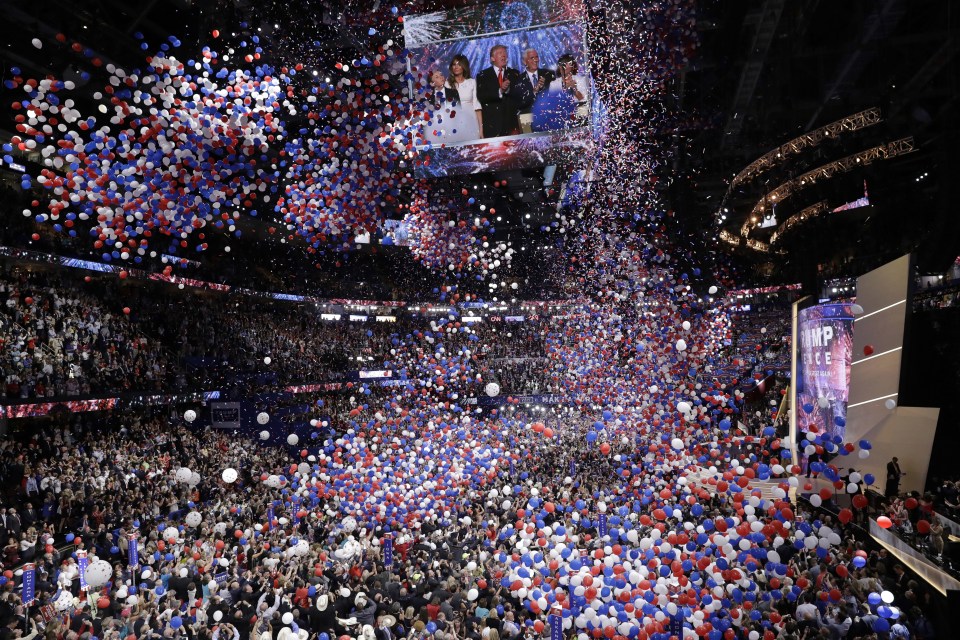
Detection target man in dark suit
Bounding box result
[21,503,38,529]
[4,509,20,540]
[886,457,903,497]
[476,45,528,138]
[517,48,555,117]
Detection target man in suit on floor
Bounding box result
[476,45,527,138]
[886,457,903,497]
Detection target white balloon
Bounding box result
[467,588,479,601]
[708,286,718,295]
[671,438,684,450]
[260,430,270,440]
[257,412,270,425]
[681,321,691,331]
[175,468,193,483]
[222,468,238,484]
[287,434,299,446]
[885,399,897,410]
[282,612,294,625]
[185,511,202,527]
[32,38,43,49]
[676,339,687,352]
[84,560,112,587]
[163,526,180,541]
[485,382,500,397]
[264,357,272,365]
[183,409,197,423]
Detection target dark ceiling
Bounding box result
[674,0,959,285]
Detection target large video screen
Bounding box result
[795,303,855,439]
[404,0,595,177]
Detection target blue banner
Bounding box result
[549,614,563,640]
[128,533,139,568]
[384,535,394,567]
[214,572,229,585]
[598,513,607,538]
[267,506,275,531]
[569,460,575,477]
[77,552,89,591]
[668,613,684,638]
[21,563,36,605]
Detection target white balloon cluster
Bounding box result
[84,559,113,587]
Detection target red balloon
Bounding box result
[852,494,869,509]
[877,516,893,529]
[838,508,853,524]
[863,345,874,356]
[917,520,931,534]
[600,443,611,455]
[904,497,918,510]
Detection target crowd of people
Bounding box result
[0,261,563,402]
[0,405,939,640]
[0,260,944,640]
[1,266,174,399]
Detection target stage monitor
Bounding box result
[403,0,596,177]
[794,301,856,440]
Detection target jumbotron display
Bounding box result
[795,302,855,439]
[405,0,596,177]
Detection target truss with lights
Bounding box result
[740,137,916,243]
[715,108,883,226]
[728,107,882,192]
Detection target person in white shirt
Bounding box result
[446,54,483,137]
[548,53,590,106]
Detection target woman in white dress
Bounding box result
[445,54,482,140]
